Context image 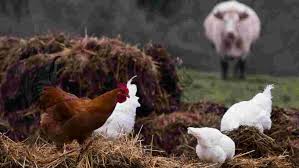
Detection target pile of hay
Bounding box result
[268,107,299,166]
[134,101,226,157]
[0,37,22,82]
[0,101,296,167]
[135,101,299,167]
[135,112,201,157]
[144,43,182,112]
[225,126,287,158]
[223,155,292,168]
[0,133,212,168]
[180,101,228,116]
[0,133,294,168]
[0,34,181,141]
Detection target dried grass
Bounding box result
[0,133,294,168]
[225,126,287,157]
[0,133,215,168]
[0,101,297,167]
[134,101,226,157]
[223,155,293,168]
[135,102,298,167]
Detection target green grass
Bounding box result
[178,67,299,108]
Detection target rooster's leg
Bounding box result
[55,143,64,153]
[76,136,93,162]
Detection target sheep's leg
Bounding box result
[220,58,228,80]
[233,59,240,78]
[239,59,246,79]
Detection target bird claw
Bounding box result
[76,139,94,162]
[63,145,72,153]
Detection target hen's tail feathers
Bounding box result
[127,75,138,97]
[262,84,274,99]
[32,56,61,103]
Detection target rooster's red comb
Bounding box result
[117,83,129,94]
[117,83,127,89]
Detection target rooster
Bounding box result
[37,58,131,151]
[93,75,140,139]
[220,84,274,133]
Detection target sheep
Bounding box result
[203,0,261,79]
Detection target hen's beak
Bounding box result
[187,127,195,135]
[126,94,130,98]
[187,127,200,138]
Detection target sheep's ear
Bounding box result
[239,11,249,20]
[214,11,223,20]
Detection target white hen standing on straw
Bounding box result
[93,76,140,139]
[221,84,274,133]
[187,127,235,164]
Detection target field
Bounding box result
[179,67,299,108]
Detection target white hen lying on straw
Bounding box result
[221,84,274,133]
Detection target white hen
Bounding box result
[220,84,274,133]
[187,127,235,164]
[93,76,140,139]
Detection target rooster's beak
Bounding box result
[127,94,130,98]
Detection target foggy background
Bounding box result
[0,0,299,76]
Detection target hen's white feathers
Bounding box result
[262,84,274,98]
[187,127,235,164]
[93,76,140,139]
[220,84,274,133]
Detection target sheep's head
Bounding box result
[214,10,249,46]
[214,10,249,22]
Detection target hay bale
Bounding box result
[0,34,181,140]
